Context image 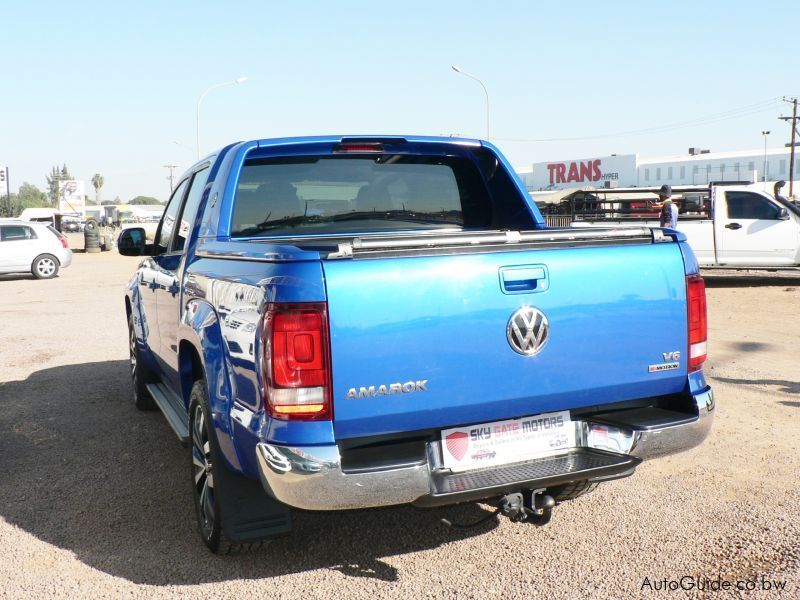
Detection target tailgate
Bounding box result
[323,242,688,439]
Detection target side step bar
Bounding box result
[145,383,189,445]
[415,448,639,507]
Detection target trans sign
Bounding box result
[521,154,638,191]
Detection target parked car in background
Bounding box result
[62,219,81,233]
[18,208,65,232]
[0,219,72,278]
[546,183,800,268]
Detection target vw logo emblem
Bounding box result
[507,307,549,356]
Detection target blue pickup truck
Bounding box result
[118,136,713,553]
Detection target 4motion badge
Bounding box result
[649,350,681,373]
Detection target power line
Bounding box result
[494,97,781,143]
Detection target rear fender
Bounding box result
[179,299,244,474]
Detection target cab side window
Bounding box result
[173,167,210,253]
[156,179,189,253]
[0,225,37,241]
[726,192,781,220]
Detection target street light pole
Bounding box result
[451,66,490,140]
[761,130,770,182]
[196,76,248,160]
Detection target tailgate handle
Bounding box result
[500,266,549,294]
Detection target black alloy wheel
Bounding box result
[191,399,217,544]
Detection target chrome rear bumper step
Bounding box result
[414,448,638,507]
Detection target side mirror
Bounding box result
[778,207,790,220]
[117,227,150,256]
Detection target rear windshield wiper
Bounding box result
[235,214,330,235]
[331,210,462,225]
[233,210,463,236]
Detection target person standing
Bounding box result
[653,184,678,228]
[773,180,788,203]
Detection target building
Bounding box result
[517,147,799,195]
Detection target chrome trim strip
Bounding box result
[195,248,300,262]
[197,227,659,262]
[341,227,653,251]
[255,388,714,511]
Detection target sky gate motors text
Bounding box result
[469,415,566,441]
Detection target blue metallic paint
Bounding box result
[324,242,690,439]
[123,135,710,483]
[678,240,700,275]
[178,298,244,472]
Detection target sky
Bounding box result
[1,0,798,202]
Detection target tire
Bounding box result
[548,480,599,503]
[128,314,156,410]
[31,254,59,279]
[190,382,238,554]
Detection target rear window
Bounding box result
[231,155,493,237]
[0,225,37,241]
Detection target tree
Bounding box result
[8,182,49,216]
[46,167,60,207]
[129,195,162,205]
[91,173,104,204]
[46,164,73,207]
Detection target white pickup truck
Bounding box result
[547,184,800,268]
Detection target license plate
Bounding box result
[440,410,575,470]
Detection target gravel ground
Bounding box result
[0,251,798,599]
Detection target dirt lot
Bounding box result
[0,252,798,599]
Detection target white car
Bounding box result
[0,219,72,279]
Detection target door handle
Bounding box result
[725,223,742,230]
[500,265,549,294]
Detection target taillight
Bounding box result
[59,236,69,249]
[686,274,707,372]
[262,302,331,420]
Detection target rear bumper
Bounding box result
[57,248,72,268]
[255,387,714,511]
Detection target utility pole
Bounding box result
[779,97,798,198]
[761,131,770,182]
[163,164,178,193]
[3,167,10,217]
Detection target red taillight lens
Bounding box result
[59,236,69,249]
[262,302,331,420]
[686,274,707,372]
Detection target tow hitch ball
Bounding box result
[500,490,555,526]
